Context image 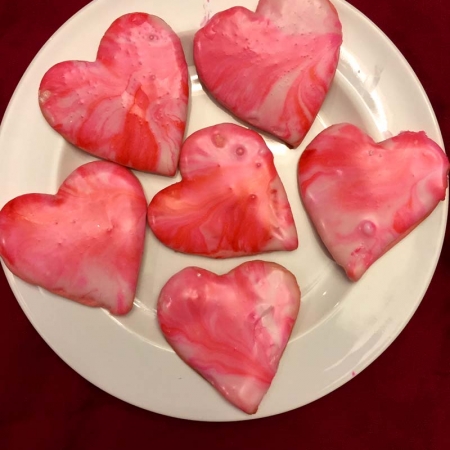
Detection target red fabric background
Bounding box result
[0,1,449,448]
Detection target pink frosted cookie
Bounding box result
[194,0,342,148]
[148,123,298,257]
[298,123,449,281]
[0,161,147,315]
[157,260,301,414]
[39,13,188,176]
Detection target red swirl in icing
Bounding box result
[194,0,342,147]
[157,260,301,414]
[148,123,298,258]
[0,161,147,315]
[298,123,449,280]
[39,13,188,175]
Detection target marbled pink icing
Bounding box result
[298,123,449,280]
[148,123,298,257]
[194,0,342,148]
[157,260,301,414]
[39,13,188,176]
[0,161,147,315]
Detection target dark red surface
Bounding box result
[0,0,449,448]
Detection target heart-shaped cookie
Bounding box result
[194,0,342,148]
[39,13,188,176]
[158,260,301,414]
[298,123,449,281]
[0,161,147,315]
[148,123,298,257]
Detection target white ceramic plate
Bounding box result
[0,0,447,421]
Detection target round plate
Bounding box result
[0,0,447,421]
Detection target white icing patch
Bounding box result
[39,90,52,104]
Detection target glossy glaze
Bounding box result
[157,260,301,414]
[148,123,298,257]
[0,161,147,315]
[39,13,188,175]
[194,0,342,147]
[298,123,449,280]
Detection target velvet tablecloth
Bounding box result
[0,1,449,448]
